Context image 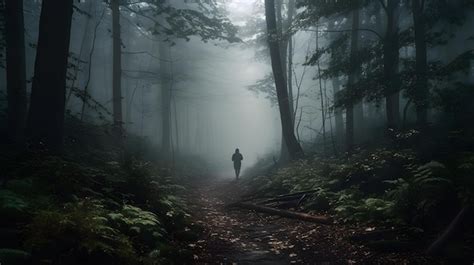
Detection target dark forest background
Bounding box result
[0,0,474,264]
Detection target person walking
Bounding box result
[232,148,243,180]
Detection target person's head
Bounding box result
[235,148,239,153]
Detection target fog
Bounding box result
[2,1,474,263]
[172,38,281,176]
[62,0,284,177]
[153,1,282,176]
[4,0,472,177]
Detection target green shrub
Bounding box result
[0,190,30,225]
[107,204,164,253]
[25,199,137,265]
[386,161,456,227]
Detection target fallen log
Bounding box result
[258,194,304,205]
[231,202,332,224]
[275,189,319,198]
[240,189,318,204]
[297,194,307,207]
[267,199,301,209]
[268,194,307,209]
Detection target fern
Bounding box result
[410,161,452,187]
[26,199,139,264]
[0,190,28,211]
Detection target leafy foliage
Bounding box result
[0,190,29,223]
[26,199,138,264]
[294,0,474,121]
[0,125,196,264]
[247,73,277,105]
[244,144,474,228]
[126,0,240,43]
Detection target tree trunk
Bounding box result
[346,3,360,153]
[160,42,172,158]
[275,0,286,82]
[354,8,365,144]
[383,0,401,130]
[279,133,289,163]
[283,0,296,102]
[328,20,344,148]
[123,13,133,129]
[332,78,344,145]
[173,96,179,156]
[412,0,428,127]
[316,26,326,155]
[80,1,101,121]
[276,0,289,163]
[5,0,27,145]
[265,0,304,160]
[286,0,296,124]
[288,36,294,120]
[26,0,74,153]
[111,0,123,130]
[278,0,297,163]
[286,2,295,122]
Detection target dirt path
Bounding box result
[186,178,437,265]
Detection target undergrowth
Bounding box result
[0,121,199,265]
[243,131,474,231]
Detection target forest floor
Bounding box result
[185,178,441,265]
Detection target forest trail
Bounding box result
[186,179,367,264]
[186,179,440,265]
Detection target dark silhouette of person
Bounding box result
[232,148,243,180]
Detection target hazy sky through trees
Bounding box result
[177,0,281,176]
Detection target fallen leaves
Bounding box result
[186,180,442,265]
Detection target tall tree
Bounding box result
[412,0,428,127]
[326,20,344,148]
[158,0,172,158]
[381,0,401,129]
[332,78,344,144]
[286,0,296,121]
[265,0,304,160]
[5,0,27,145]
[353,7,372,143]
[316,26,327,155]
[278,0,296,163]
[27,0,74,152]
[111,0,123,130]
[346,2,361,153]
[160,40,172,158]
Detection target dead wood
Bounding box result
[230,202,332,224]
[275,189,319,198]
[258,194,304,205]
